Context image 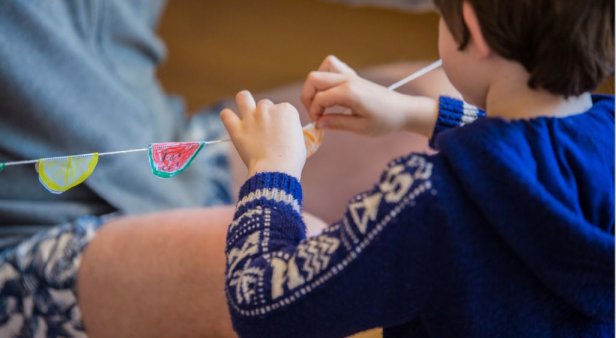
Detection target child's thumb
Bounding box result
[318,114,365,134]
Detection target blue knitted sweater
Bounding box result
[225,95,615,338]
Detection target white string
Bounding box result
[387,59,442,91]
[1,60,442,169]
[2,139,230,167]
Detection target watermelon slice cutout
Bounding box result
[148,142,204,178]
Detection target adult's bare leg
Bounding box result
[77,207,326,338]
[78,207,235,338]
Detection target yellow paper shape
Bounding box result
[303,123,324,158]
[38,154,99,194]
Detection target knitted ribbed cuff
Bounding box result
[430,96,485,149]
[237,172,303,214]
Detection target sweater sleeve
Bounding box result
[430,96,486,149]
[225,154,441,338]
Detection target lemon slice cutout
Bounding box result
[38,154,99,194]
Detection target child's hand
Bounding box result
[302,55,438,138]
[220,91,306,180]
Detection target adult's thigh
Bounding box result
[78,207,327,337]
[78,207,236,338]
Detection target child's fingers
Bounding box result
[301,72,348,113]
[318,55,357,75]
[252,99,272,120]
[236,90,257,117]
[256,99,274,112]
[317,114,366,134]
[219,108,241,138]
[309,86,355,122]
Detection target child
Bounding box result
[220,0,614,337]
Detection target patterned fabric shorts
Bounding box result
[0,215,108,338]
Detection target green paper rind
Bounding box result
[148,143,204,179]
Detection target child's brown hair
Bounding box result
[433,0,614,96]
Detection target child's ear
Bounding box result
[462,1,491,59]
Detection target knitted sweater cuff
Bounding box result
[236,172,303,215]
[430,96,485,149]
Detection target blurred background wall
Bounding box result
[157,0,440,111]
[157,0,613,112]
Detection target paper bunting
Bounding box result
[0,60,444,194]
[303,123,324,158]
[0,61,441,193]
[37,154,99,194]
[149,142,204,178]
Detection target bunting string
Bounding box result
[2,140,228,168]
[0,60,441,194]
